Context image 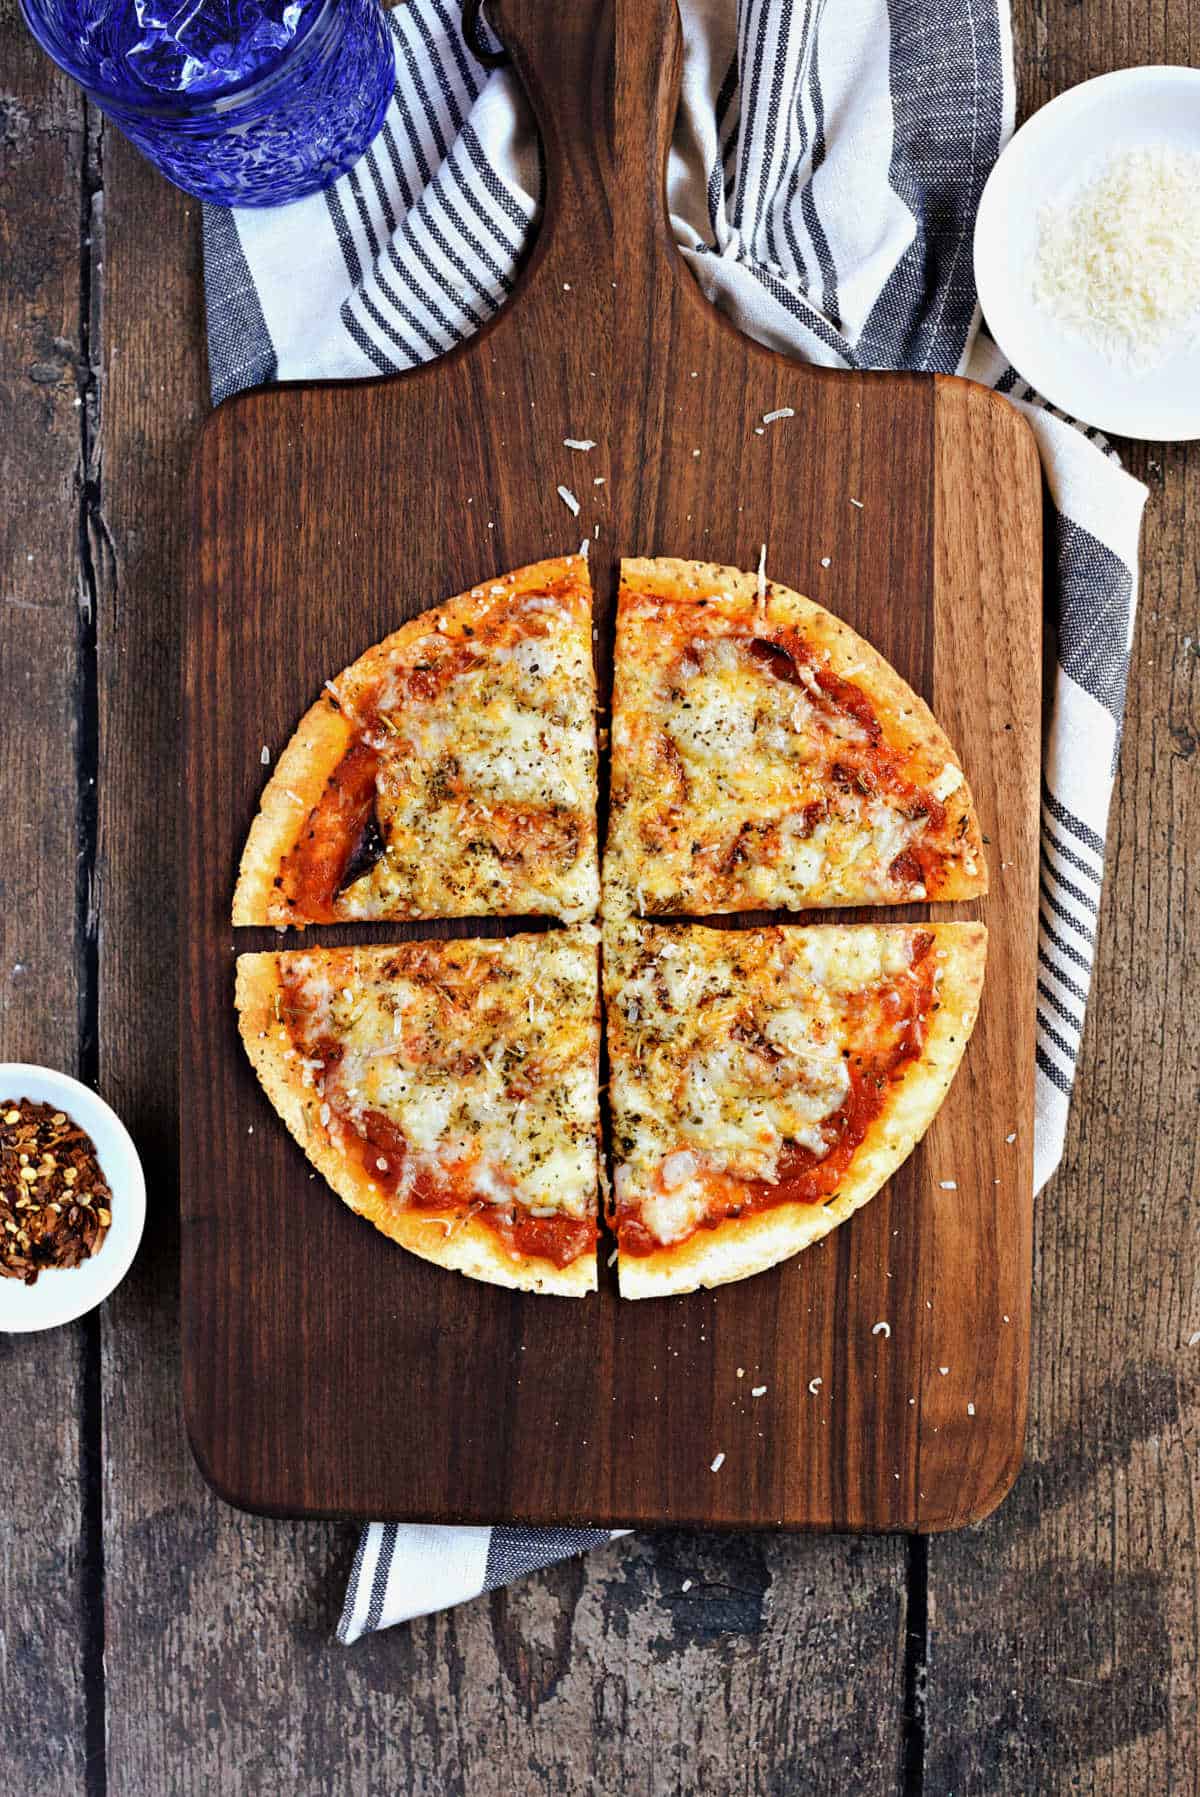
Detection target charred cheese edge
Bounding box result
[233,555,600,928]
[603,557,986,920]
[236,928,601,1295]
[604,919,987,1299]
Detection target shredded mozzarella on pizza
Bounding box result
[606,920,936,1248]
[244,570,600,931]
[604,566,981,918]
[283,931,600,1221]
[336,587,598,923]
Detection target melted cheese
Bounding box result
[339,583,599,923]
[603,572,975,918]
[605,919,932,1247]
[286,930,600,1220]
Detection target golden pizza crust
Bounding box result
[613,921,987,1299]
[233,699,356,925]
[233,553,596,927]
[605,557,987,917]
[235,942,599,1296]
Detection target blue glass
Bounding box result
[19,0,395,206]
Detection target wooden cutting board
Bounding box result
[180,0,1041,1529]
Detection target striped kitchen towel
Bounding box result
[203,0,1147,1642]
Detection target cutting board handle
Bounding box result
[488,0,684,306]
[614,0,685,298]
[488,0,614,298]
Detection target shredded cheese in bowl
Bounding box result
[1031,145,1200,372]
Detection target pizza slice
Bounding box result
[233,555,599,927]
[604,557,986,918]
[236,928,601,1295]
[604,917,986,1297]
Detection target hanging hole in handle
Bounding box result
[461,0,511,68]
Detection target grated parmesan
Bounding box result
[1031,146,1200,372]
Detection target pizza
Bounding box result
[604,918,986,1298]
[603,557,986,919]
[236,928,601,1295]
[233,555,599,928]
[232,548,993,1297]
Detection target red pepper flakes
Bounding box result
[0,1098,113,1285]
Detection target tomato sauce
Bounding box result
[745,631,951,891]
[275,740,381,921]
[277,973,595,1271]
[273,592,587,922]
[617,936,936,1257]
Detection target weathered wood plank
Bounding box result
[0,4,91,1790]
[111,1524,909,1796]
[924,448,1200,1797]
[922,3,1200,1790]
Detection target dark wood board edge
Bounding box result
[913,373,1042,1531]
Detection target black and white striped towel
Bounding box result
[203,0,1147,1643]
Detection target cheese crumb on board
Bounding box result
[710,1451,726,1473]
[1031,146,1200,371]
[556,485,581,516]
[563,438,596,451]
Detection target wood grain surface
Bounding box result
[179,0,1040,1531]
[0,18,92,1792]
[1,0,1196,1791]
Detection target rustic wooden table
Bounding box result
[2,1,1197,1790]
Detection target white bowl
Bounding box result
[0,1064,146,1333]
[974,66,1200,442]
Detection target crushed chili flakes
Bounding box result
[0,1098,113,1285]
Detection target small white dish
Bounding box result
[0,1064,146,1333]
[974,65,1200,442]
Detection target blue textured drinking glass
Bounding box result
[18,0,395,207]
